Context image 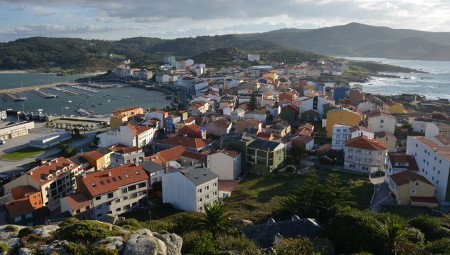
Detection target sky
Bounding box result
[1,0,450,42]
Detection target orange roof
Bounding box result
[388,153,419,172]
[410,196,438,204]
[365,109,394,119]
[178,124,203,138]
[64,192,93,211]
[83,151,105,161]
[5,198,34,218]
[80,164,149,197]
[390,171,433,186]
[150,145,205,164]
[316,144,332,153]
[112,107,143,116]
[28,157,78,186]
[292,136,314,147]
[10,185,40,199]
[220,148,240,158]
[346,136,388,150]
[127,124,150,136]
[157,136,211,150]
[218,180,239,192]
[109,144,141,154]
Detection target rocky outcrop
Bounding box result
[95,236,125,252]
[154,232,183,255]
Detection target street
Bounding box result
[369,176,396,212]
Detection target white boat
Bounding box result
[68,100,72,103]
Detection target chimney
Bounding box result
[108,171,112,177]
[81,173,87,178]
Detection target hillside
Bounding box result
[239,23,450,61]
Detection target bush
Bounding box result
[425,238,450,254]
[91,245,119,255]
[0,242,7,253]
[64,242,87,255]
[409,215,450,241]
[216,234,261,255]
[18,227,33,238]
[117,218,142,230]
[4,225,18,232]
[57,219,119,243]
[274,237,317,255]
[189,232,218,255]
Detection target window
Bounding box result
[97,213,102,218]
[97,205,102,209]
[107,192,114,198]
[95,196,101,200]
[415,181,420,186]
[116,208,121,212]
[410,189,416,195]
[115,199,120,203]
[122,188,127,193]
[138,182,146,188]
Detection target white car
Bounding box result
[0,139,5,145]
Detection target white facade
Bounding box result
[301,96,335,118]
[0,110,6,120]
[367,113,396,134]
[162,169,219,212]
[412,120,439,138]
[406,136,450,202]
[344,139,388,174]
[357,101,377,113]
[332,125,374,150]
[97,126,156,148]
[247,54,261,61]
[207,152,241,180]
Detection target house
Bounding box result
[164,114,183,133]
[406,136,450,202]
[140,161,165,186]
[333,86,350,100]
[375,132,397,152]
[149,145,205,170]
[326,108,362,137]
[110,107,144,129]
[279,104,300,122]
[218,180,239,199]
[248,54,261,61]
[244,109,268,123]
[76,164,149,220]
[387,171,438,208]
[243,217,322,249]
[291,136,314,151]
[2,185,44,225]
[234,119,263,134]
[204,118,232,137]
[348,89,365,106]
[265,121,291,138]
[230,109,246,122]
[83,148,114,170]
[383,101,407,114]
[386,153,419,177]
[301,95,335,118]
[109,145,145,167]
[412,118,439,138]
[296,123,314,137]
[365,110,396,134]
[246,139,286,174]
[331,125,374,150]
[153,136,212,153]
[162,167,219,212]
[177,124,206,139]
[97,124,156,148]
[344,136,388,173]
[207,148,241,180]
[59,192,93,219]
[188,101,209,116]
[3,157,80,211]
[144,110,168,128]
[357,100,378,113]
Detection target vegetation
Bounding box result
[0,147,45,161]
[201,202,235,239]
[274,237,317,255]
[60,144,77,158]
[56,218,121,243]
[0,242,7,253]
[4,225,18,232]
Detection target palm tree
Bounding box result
[381,215,423,255]
[202,202,234,239]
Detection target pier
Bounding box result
[51,86,79,95]
[0,93,27,102]
[0,82,78,94]
[33,89,57,99]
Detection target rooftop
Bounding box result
[346,136,388,151]
[28,157,78,186]
[179,167,218,186]
[390,171,433,186]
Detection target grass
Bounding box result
[0,147,46,161]
[380,205,436,218]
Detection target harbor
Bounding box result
[33,89,57,99]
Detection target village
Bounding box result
[0,53,449,253]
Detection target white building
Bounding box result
[97,125,156,148]
[366,110,396,134]
[357,100,378,113]
[412,119,439,138]
[406,136,450,202]
[0,110,6,120]
[247,54,261,61]
[207,148,241,180]
[344,136,388,173]
[386,153,419,177]
[331,125,374,150]
[300,95,335,118]
[0,121,35,141]
[162,167,219,212]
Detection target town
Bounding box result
[0,53,449,254]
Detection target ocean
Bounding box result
[0,73,171,115]
[345,57,450,100]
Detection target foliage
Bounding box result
[216,234,262,255]
[201,202,235,239]
[379,215,424,255]
[425,238,450,254]
[0,242,7,253]
[4,225,18,232]
[60,144,77,158]
[274,237,317,255]
[248,94,258,111]
[64,242,88,255]
[116,218,142,231]
[409,215,450,241]
[56,219,120,243]
[0,147,45,161]
[189,232,218,255]
[91,245,120,255]
[17,227,34,238]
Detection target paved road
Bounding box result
[370,180,396,212]
[0,123,56,155]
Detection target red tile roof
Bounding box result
[316,144,331,153]
[5,198,34,218]
[178,124,203,138]
[365,109,394,119]
[220,148,240,158]
[109,144,141,154]
[127,124,150,136]
[150,145,205,164]
[28,157,78,186]
[292,136,314,147]
[346,136,388,150]
[390,171,433,186]
[409,196,438,204]
[10,185,40,199]
[218,180,240,192]
[83,151,105,161]
[388,153,419,172]
[80,164,149,197]
[157,136,211,150]
[64,192,93,211]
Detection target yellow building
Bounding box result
[383,101,407,114]
[83,148,113,170]
[110,107,144,129]
[326,108,362,137]
[263,71,278,83]
[387,171,438,208]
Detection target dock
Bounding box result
[51,86,79,95]
[33,89,57,99]
[0,93,27,101]
[0,82,78,94]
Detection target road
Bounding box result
[369,177,396,212]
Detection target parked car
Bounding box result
[0,139,5,145]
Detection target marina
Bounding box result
[33,89,57,99]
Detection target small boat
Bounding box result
[68,100,72,103]
[98,103,103,105]
[107,100,111,102]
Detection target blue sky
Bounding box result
[1,0,450,42]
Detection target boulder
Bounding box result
[18,248,32,255]
[123,234,167,255]
[32,225,60,238]
[154,233,183,255]
[39,240,68,255]
[104,214,119,225]
[95,236,124,252]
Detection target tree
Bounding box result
[274,237,317,255]
[285,171,324,218]
[201,202,234,239]
[73,127,81,137]
[380,215,424,255]
[248,94,258,111]
[60,144,76,157]
[323,172,355,212]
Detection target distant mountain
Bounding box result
[238,23,450,61]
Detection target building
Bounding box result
[301,95,335,118]
[0,110,6,120]
[207,148,241,180]
[375,132,397,152]
[265,121,291,138]
[109,145,145,167]
[59,192,93,219]
[357,100,378,113]
[149,145,205,170]
[144,110,168,128]
[383,101,407,114]
[98,124,156,148]
[344,136,388,174]
[246,139,286,174]
[406,136,450,202]
[218,180,239,199]
[83,148,114,170]
[29,132,72,149]
[204,119,232,137]
[365,110,396,134]
[162,167,219,212]
[3,157,80,211]
[110,107,144,129]
[412,119,439,138]
[234,119,262,134]
[77,165,149,220]
[153,136,212,153]
[0,121,35,141]
[387,171,438,207]
[331,125,374,150]
[333,86,350,101]
[326,108,362,137]
[386,153,419,177]
[247,54,261,61]
[291,136,314,151]
[139,161,165,186]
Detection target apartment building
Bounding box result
[109,144,145,167]
[207,148,241,180]
[365,110,396,134]
[406,135,450,202]
[331,124,374,150]
[246,139,286,174]
[77,164,149,220]
[162,167,218,212]
[344,136,388,174]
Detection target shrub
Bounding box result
[189,232,218,255]
[0,242,7,253]
[274,237,317,255]
[64,242,87,255]
[409,215,450,241]
[4,225,18,232]
[216,234,261,255]
[91,245,119,255]
[425,238,450,254]
[17,227,33,238]
[57,219,119,243]
[117,218,142,230]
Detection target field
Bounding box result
[0,147,45,161]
